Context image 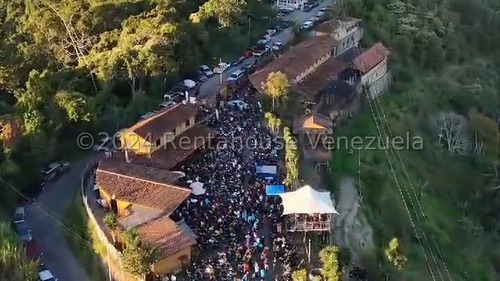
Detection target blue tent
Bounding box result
[266,185,285,196]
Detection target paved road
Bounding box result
[199,0,335,98]
[27,157,94,281]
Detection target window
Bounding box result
[186,119,191,127]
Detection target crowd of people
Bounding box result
[171,85,301,280]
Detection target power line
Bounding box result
[362,89,438,281]
[371,92,454,281]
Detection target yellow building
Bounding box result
[96,156,197,276]
[119,103,216,170]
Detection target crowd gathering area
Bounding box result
[94,84,304,281]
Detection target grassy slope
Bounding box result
[329,85,497,280]
[64,197,107,281]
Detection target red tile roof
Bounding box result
[296,58,347,98]
[138,216,196,259]
[96,165,191,213]
[249,36,333,91]
[352,42,390,74]
[129,104,199,141]
[128,124,217,170]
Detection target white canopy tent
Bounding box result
[279,185,338,215]
[190,181,206,195]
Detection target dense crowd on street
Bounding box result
[170,85,301,280]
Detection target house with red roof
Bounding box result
[352,42,391,98]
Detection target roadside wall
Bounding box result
[80,163,140,281]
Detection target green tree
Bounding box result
[264,71,290,111]
[0,223,38,281]
[103,213,118,243]
[55,91,92,123]
[283,127,299,187]
[291,268,308,281]
[319,245,341,281]
[384,238,407,270]
[190,0,245,27]
[121,228,157,277]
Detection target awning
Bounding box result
[279,185,338,215]
[266,185,285,196]
[190,181,206,195]
[256,165,277,174]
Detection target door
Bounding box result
[110,199,118,214]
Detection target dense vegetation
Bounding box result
[0,0,275,208]
[330,0,500,280]
[0,0,275,277]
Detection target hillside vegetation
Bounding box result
[329,0,500,280]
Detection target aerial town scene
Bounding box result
[0,0,499,281]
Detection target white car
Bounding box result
[199,65,214,77]
[272,41,284,51]
[317,11,325,18]
[258,34,271,45]
[266,29,277,36]
[39,270,58,281]
[227,70,245,85]
[213,62,230,74]
[301,21,314,30]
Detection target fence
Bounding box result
[80,162,139,281]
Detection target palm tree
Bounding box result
[103,213,118,244]
[0,223,37,281]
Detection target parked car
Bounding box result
[312,16,321,23]
[266,28,277,36]
[258,34,271,45]
[252,44,271,57]
[303,4,313,12]
[38,269,58,281]
[93,136,111,152]
[26,240,43,264]
[199,65,214,77]
[231,56,246,67]
[272,40,284,52]
[227,70,245,86]
[158,101,176,108]
[213,62,230,74]
[240,61,257,75]
[244,49,254,58]
[317,11,326,18]
[40,162,70,182]
[14,221,32,243]
[13,207,26,224]
[139,111,156,121]
[301,21,314,30]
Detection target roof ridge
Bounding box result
[96,168,191,193]
[129,103,182,132]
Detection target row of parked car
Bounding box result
[13,207,58,281]
[301,7,329,30]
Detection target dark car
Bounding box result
[241,61,257,75]
[303,4,313,12]
[14,221,32,243]
[40,162,70,182]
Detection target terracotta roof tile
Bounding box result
[296,58,347,98]
[128,124,217,171]
[352,42,390,74]
[249,36,333,91]
[137,216,196,259]
[95,166,190,213]
[129,104,199,141]
[98,156,184,184]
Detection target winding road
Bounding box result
[26,158,95,281]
